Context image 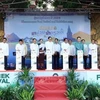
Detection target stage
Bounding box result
[0,69,100,88]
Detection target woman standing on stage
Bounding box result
[38,39,45,69]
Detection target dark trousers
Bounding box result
[89,55,92,69]
[22,56,25,68]
[4,56,7,69]
[83,56,88,69]
[60,55,63,69]
[69,56,74,69]
[76,55,78,68]
[53,52,60,69]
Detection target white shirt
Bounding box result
[0,42,9,56]
[39,43,45,54]
[53,43,61,53]
[45,41,54,55]
[89,43,97,55]
[61,42,70,55]
[30,43,39,56]
[15,43,26,56]
[69,44,76,56]
[83,44,88,55]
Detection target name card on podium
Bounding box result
[16,50,22,70]
[91,49,97,69]
[0,49,4,70]
[31,50,37,70]
[77,50,83,69]
[46,49,52,70]
[62,50,69,70]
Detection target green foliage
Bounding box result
[65,69,88,100]
[0,68,35,100]
[16,68,35,100]
[1,86,18,100]
[67,88,84,100]
[17,68,33,86]
[84,83,100,100]
[1,0,29,8]
[66,69,100,100]
[53,0,82,8]
[0,89,2,100]
[16,85,35,100]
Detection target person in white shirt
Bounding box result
[30,38,39,69]
[15,39,27,68]
[94,40,100,68]
[0,38,9,69]
[61,38,70,55]
[89,39,97,68]
[45,36,54,69]
[68,39,76,69]
[53,38,61,69]
[45,36,54,55]
[38,38,45,69]
[81,39,88,69]
[61,38,70,69]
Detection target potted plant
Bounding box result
[1,86,18,100]
[84,83,100,100]
[65,69,88,100]
[16,85,35,100]
[0,89,2,100]
[16,68,35,100]
[17,68,34,86]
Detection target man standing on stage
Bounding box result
[88,39,97,68]
[53,38,61,69]
[15,39,27,68]
[45,36,54,55]
[61,38,70,69]
[81,39,88,69]
[68,39,76,69]
[45,36,54,69]
[95,40,100,68]
[0,38,9,69]
[30,38,39,69]
[74,36,84,68]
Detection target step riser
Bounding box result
[34,98,69,100]
[34,76,67,100]
[35,84,67,90]
[35,91,66,98]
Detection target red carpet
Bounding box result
[34,76,68,100]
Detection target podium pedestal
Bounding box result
[62,51,69,70]
[31,50,37,70]
[16,50,22,70]
[0,49,4,70]
[91,49,97,69]
[77,50,84,69]
[46,50,52,70]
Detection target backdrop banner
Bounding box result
[4,13,90,67]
